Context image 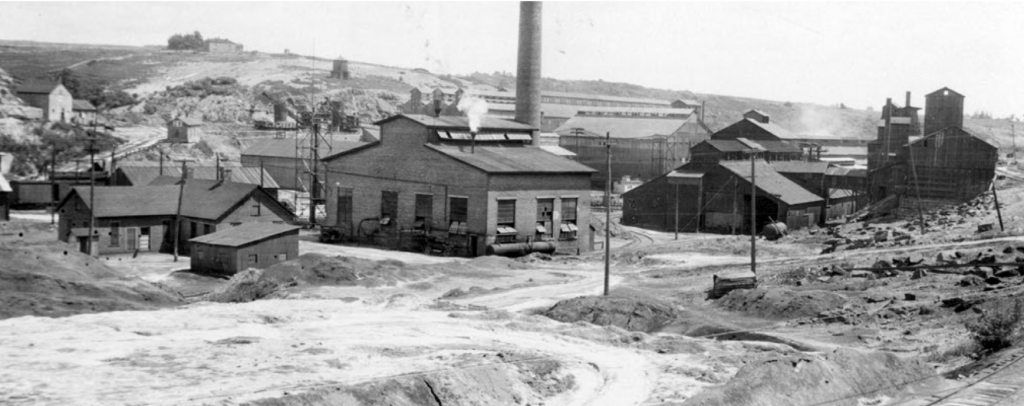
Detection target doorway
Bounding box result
[139,227,151,251]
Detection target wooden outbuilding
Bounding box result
[189,222,299,275]
[166,116,203,143]
[16,82,72,122]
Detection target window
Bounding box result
[190,221,198,238]
[561,198,579,240]
[380,191,398,226]
[248,254,258,264]
[276,253,287,261]
[496,199,517,243]
[250,202,261,216]
[195,248,204,260]
[203,224,213,235]
[110,221,120,247]
[449,197,468,235]
[536,198,554,240]
[414,194,432,230]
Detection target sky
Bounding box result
[3,1,1023,117]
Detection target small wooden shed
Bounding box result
[189,222,300,275]
[166,116,203,143]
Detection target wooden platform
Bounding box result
[711,274,757,299]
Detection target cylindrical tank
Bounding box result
[485,241,557,257]
[762,222,788,241]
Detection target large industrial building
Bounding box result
[321,114,595,256]
[867,87,998,203]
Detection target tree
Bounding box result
[167,31,205,51]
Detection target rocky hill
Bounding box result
[0,40,1018,178]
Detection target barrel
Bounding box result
[762,222,788,241]
[485,242,557,257]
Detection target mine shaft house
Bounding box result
[56,179,293,256]
[189,222,299,275]
[322,114,596,256]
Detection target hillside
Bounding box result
[0,40,1018,177]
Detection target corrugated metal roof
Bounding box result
[0,173,11,193]
[466,89,670,106]
[70,179,262,221]
[17,82,61,94]
[718,160,823,206]
[376,114,537,131]
[554,116,690,139]
[426,144,597,174]
[539,145,576,157]
[699,139,802,154]
[127,166,280,189]
[745,118,799,140]
[189,222,300,248]
[242,137,369,159]
[770,161,831,174]
[667,170,705,185]
[72,99,96,111]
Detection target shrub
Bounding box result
[966,299,1024,354]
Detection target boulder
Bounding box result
[910,269,928,280]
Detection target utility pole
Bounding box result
[750,151,757,275]
[674,183,679,240]
[50,146,56,225]
[602,131,610,297]
[86,123,98,257]
[173,160,187,262]
[993,178,1005,232]
[907,141,927,235]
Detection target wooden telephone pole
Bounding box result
[604,131,613,296]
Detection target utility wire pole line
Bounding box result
[750,151,757,275]
[173,160,187,262]
[602,131,610,297]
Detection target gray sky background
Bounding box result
[2,1,1022,117]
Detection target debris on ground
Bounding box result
[543,295,679,333]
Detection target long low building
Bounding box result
[622,160,825,234]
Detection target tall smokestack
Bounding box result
[905,91,911,108]
[515,1,542,145]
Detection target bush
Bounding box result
[966,299,1024,354]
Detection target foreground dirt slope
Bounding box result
[0,225,184,320]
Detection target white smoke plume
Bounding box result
[457,97,489,133]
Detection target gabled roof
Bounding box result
[717,160,823,206]
[128,166,280,189]
[375,114,537,132]
[829,189,856,199]
[553,116,691,139]
[926,87,963,98]
[0,173,11,193]
[744,118,798,140]
[17,82,62,95]
[909,126,999,149]
[242,136,369,160]
[189,222,300,248]
[72,99,96,111]
[697,139,803,154]
[770,161,831,174]
[65,179,271,221]
[167,116,202,126]
[425,144,596,174]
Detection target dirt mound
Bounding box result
[0,244,184,320]
[243,357,574,406]
[205,254,432,303]
[543,295,679,333]
[683,348,935,406]
[716,288,847,320]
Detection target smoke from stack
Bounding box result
[457,97,489,133]
[515,1,542,145]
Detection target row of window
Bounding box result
[371,191,578,241]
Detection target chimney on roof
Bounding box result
[514,1,542,145]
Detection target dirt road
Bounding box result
[0,299,655,406]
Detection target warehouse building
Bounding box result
[56,179,292,256]
[322,114,596,256]
[189,222,299,275]
[622,160,824,234]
